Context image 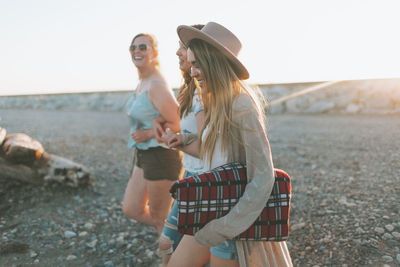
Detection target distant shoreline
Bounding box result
[1,78,399,115]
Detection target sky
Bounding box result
[0,0,399,96]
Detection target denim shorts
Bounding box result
[210,240,238,260]
[160,170,194,252]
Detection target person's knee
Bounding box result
[149,205,167,223]
[159,234,174,255]
[122,201,142,220]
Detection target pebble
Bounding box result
[385,224,394,232]
[355,227,364,234]
[382,255,393,262]
[375,227,385,234]
[87,239,98,248]
[291,222,306,231]
[79,231,89,237]
[84,222,94,230]
[64,231,77,238]
[383,233,393,240]
[66,255,77,260]
[30,251,38,258]
[392,232,400,239]
[2,108,400,267]
[104,260,114,267]
[145,249,154,258]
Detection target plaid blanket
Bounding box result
[170,162,291,241]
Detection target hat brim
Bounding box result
[177,25,249,80]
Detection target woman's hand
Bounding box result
[162,128,183,149]
[152,117,166,143]
[131,129,153,143]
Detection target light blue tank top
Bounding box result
[126,90,161,150]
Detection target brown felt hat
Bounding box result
[177,22,249,80]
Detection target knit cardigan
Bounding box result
[183,93,293,267]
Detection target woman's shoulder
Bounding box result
[232,93,256,112]
[148,77,171,96]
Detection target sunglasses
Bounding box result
[130,44,149,51]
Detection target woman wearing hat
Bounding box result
[122,33,184,235]
[162,22,293,266]
[154,24,206,266]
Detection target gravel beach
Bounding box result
[0,109,399,266]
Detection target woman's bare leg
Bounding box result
[168,235,210,267]
[122,166,158,228]
[210,254,239,267]
[146,179,174,234]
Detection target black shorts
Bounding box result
[134,146,184,181]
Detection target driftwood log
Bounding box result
[0,127,91,187]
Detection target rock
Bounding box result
[392,232,400,239]
[321,236,331,243]
[66,255,77,260]
[383,233,393,240]
[338,197,356,207]
[375,227,385,234]
[291,222,306,231]
[116,235,126,245]
[145,249,154,258]
[30,251,38,258]
[385,224,394,232]
[63,231,77,239]
[382,255,393,262]
[84,223,94,230]
[397,254,400,263]
[104,261,114,267]
[87,239,98,248]
[356,227,364,234]
[78,231,89,237]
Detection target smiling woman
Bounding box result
[129,34,160,70]
[122,33,184,236]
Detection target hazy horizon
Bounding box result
[1,0,399,96]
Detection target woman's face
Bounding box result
[130,36,155,68]
[176,41,190,72]
[187,48,206,91]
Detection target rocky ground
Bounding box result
[0,109,399,267]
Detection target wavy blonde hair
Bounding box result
[188,39,266,165]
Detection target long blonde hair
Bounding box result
[188,39,266,165]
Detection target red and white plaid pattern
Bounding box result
[170,162,291,241]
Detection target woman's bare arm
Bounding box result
[148,83,180,133]
[162,129,200,158]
